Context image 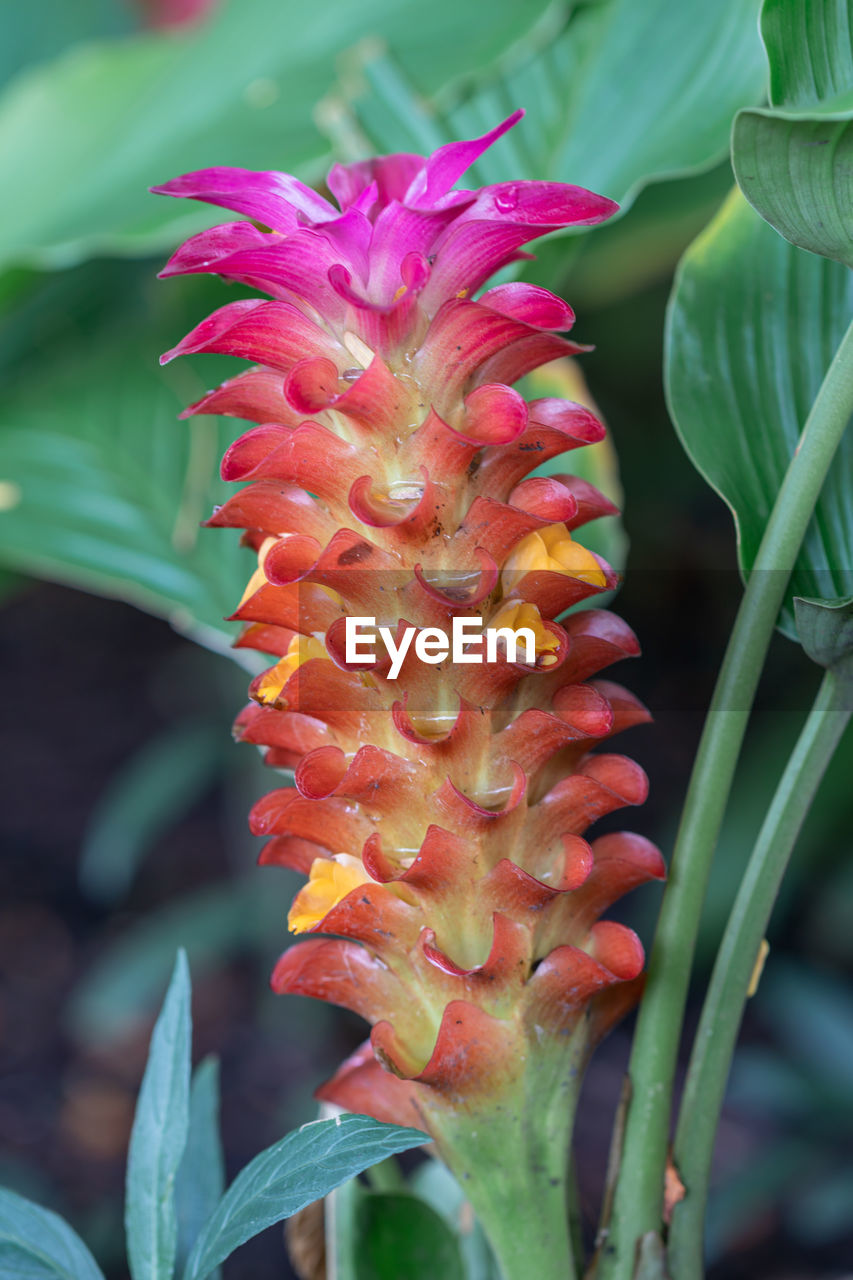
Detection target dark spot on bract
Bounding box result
[338,541,373,565]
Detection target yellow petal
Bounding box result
[502,530,550,577]
[502,524,606,590]
[551,538,607,586]
[288,855,372,933]
[255,634,329,706]
[486,599,560,664]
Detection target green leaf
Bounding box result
[329,1168,457,1280]
[182,1116,427,1280]
[760,0,853,109]
[0,1189,105,1280]
[324,0,766,218]
[175,1059,225,1280]
[0,0,549,269]
[794,594,853,676]
[80,722,223,903]
[126,951,192,1280]
[0,266,254,651]
[733,103,853,267]
[665,188,853,638]
[732,0,853,264]
[352,1191,466,1280]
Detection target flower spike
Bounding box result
[156,112,659,1278]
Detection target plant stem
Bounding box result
[421,1046,585,1280]
[597,314,853,1279]
[364,1156,404,1193]
[567,1158,585,1278]
[668,667,850,1278]
[442,1112,579,1280]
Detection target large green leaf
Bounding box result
[323,0,765,215]
[0,0,133,93]
[733,99,853,267]
[665,189,853,638]
[182,1116,427,1280]
[0,266,253,651]
[733,0,853,264]
[761,0,853,107]
[0,0,548,269]
[0,1189,105,1280]
[126,951,192,1280]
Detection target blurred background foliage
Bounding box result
[0,2,851,1277]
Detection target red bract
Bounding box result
[156,111,662,1267]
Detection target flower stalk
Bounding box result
[600,313,853,1277]
[668,665,851,1279]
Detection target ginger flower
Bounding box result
[155,110,662,1280]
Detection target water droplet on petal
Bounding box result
[386,480,424,505]
[494,185,519,213]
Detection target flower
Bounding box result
[288,854,373,934]
[255,634,329,707]
[155,111,662,1276]
[502,523,608,588]
[485,598,561,666]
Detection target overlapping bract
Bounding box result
[155,112,662,1136]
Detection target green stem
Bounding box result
[440,1106,579,1280]
[598,315,853,1279]
[668,668,851,1278]
[567,1158,585,1279]
[421,1043,585,1280]
[364,1156,404,1193]
[326,1177,361,1280]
